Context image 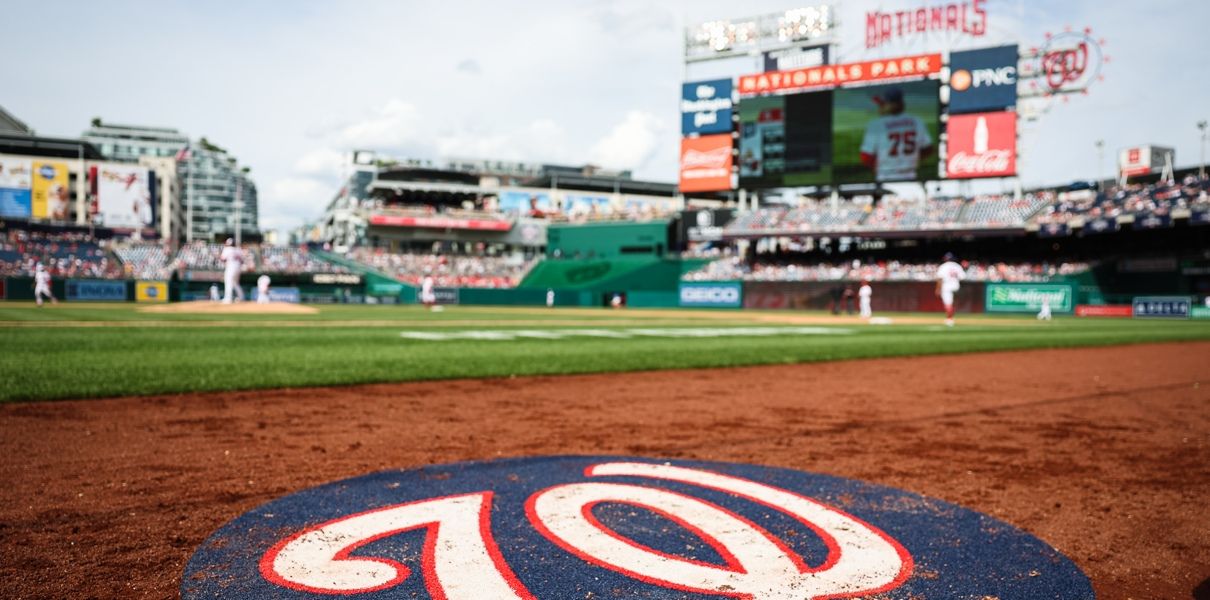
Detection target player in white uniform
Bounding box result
[859,87,934,182]
[858,280,872,319]
[1037,298,1052,321]
[257,274,271,304]
[546,288,555,308]
[33,263,56,306]
[420,274,436,309]
[935,253,965,327]
[219,239,245,304]
[209,284,221,302]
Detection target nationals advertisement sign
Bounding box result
[866,0,988,49]
[182,456,1093,599]
[945,111,1016,178]
[738,54,942,96]
[679,134,732,193]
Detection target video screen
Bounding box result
[738,80,940,187]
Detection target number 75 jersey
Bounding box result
[860,115,933,182]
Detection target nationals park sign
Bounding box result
[986,283,1074,313]
[183,456,1093,599]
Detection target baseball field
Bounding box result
[2,302,1209,598]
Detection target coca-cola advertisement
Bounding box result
[945,111,1016,179]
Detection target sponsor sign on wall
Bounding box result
[948,45,1018,113]
[96,164,155,228]
[0,156,33,218]
[763,45,829,72]
[1075,304,1132,317]
[678,281,743,308]
[368,214,512,231]
[66,279,127,302]
[135,280,169,303]
[945,111,1016,178]
[32,161,70,220]
[678,134,733,192]
[738,53,942,96]
[986,283,1073,313]
[251,287,301,303]
[681,78,734,135]
[1132,296,1191,319]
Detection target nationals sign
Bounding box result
[738,54,942,96]
[182,456,1093,599]
[945,111,1016,178]
[679,134,733,192]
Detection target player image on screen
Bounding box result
[831,80,940,185]
[858,87,934,182]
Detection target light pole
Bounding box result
[1198,120,1207,179]
[1094,139,1104,190]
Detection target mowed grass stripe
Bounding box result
[1,304,1209,402]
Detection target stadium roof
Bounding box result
[0,133,104,159]
[0,105,33,135]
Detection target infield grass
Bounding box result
[2,302,1209,402]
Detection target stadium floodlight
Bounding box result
[685,6,834,62]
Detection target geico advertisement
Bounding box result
[679,283,742,307]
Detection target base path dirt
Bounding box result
[1,342,1207,599]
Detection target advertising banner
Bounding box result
[135,280,169,303]
[681,78,734,135]
[679,134,733,193]
[678,282,743,308]
[948,45,1018,113]
[985,283,1074,313]
[1075,304,1132,317]
[1118,147,1150,177]
[96,164,155,228]
[738,53,942,96]
[0,157,33,218]
[1083,217,1117,234]
[763,45,829,72]
[1134,213,1171,229]
[251,287,301,303]
[1192,306,1210,320]
[945,111,1016,179]
[432,287,459,305]
[32,161,70,220]
[1132,296,1191,319]
[312,273,363,285]
[563,194,612,217]
[681,208,734,242]
[66,279,127,302]
[368,214,512,231]
[498,191,553,216]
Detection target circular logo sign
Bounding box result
[950,68,972,91]
[182,456,1093,599]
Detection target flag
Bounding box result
[175,145,192,162]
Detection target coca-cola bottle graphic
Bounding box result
[974,116,989,154]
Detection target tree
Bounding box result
[90,117,102,128]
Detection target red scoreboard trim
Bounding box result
[738,53,942,95]
[369,214,513,231]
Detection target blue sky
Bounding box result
[2,0,1206,234]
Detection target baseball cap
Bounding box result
[225,238,234,246]
[943,252,955,261]
[874,87,904,105]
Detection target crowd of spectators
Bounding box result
[258,246,349,274]
[0,229,122,278]
[1033,175,1210,224]
[683,256,1089,283]
[113,243,173,280]
[347,248,537,288]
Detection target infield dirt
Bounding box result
[1,342,1207,599]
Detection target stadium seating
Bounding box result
[683,257,1089,283]
[346,248,538,288]
[113,243,173,280]
[0,229,122,278]
[257,246,349,274]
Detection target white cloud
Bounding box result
[293,148,346,178]
[335,99,424,149]
[589,110,668,171]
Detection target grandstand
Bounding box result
[113,243,173,280]
[682,256,1091,283]
[345,248,538,288]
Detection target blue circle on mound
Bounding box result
[182,456,1093,599]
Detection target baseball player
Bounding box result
[935,252,965,327]
[858,280,872,319]
[1037,298,1052,321]
[33,263,56,306]
[257,274,271,304]
[219,238,245,304]
[209,284,221,302]
[546,288,555,308]
[859,87,934,182]
[420,273,436,309]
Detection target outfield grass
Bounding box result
[2,303,1209,402]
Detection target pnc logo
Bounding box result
[183,456,1093,599]
[951,66,1016,92]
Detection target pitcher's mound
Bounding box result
[138,302,319,315]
